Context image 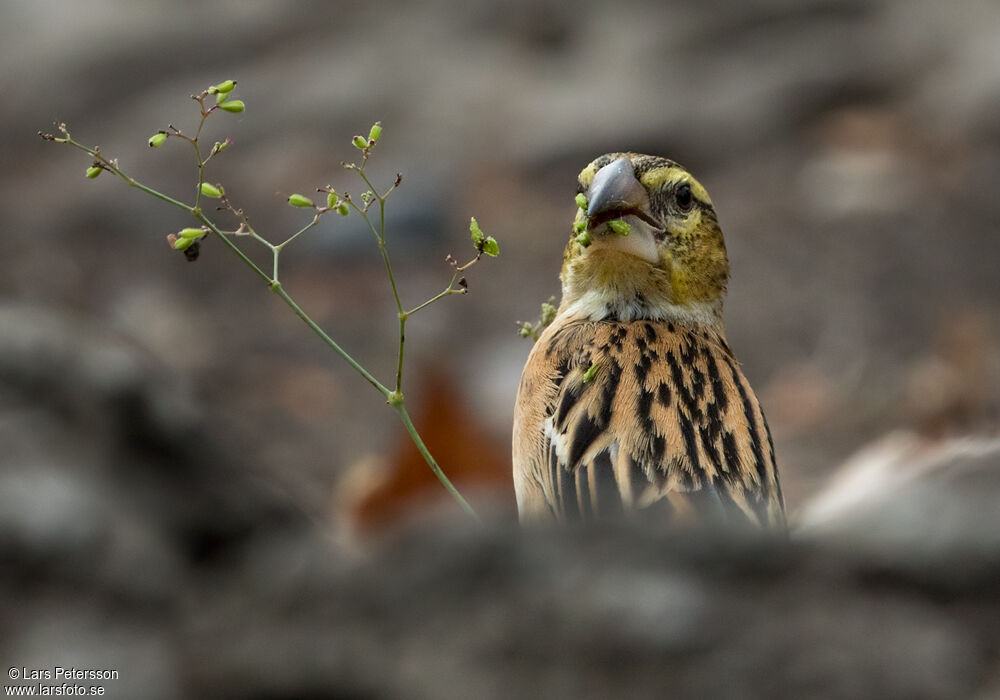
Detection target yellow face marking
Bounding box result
[577,162,600,190]
[670,264,690,304]
[669,207,703,239]
[639,167,713,206]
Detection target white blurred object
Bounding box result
[798,430,1000,533]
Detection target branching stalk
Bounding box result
[41,101,493,524]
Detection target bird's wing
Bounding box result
[513,319,784,527]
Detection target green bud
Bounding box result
[469,217,484,246]
[337,203,349,216]
[218,100,245,113]
[148,133,167,148]
[582,363,599,383]
[214,80,236,94]
[482,236,500,257]
[575,193,588,212]
[178,227,206,239]
[327,192,339,208]
[368,122,382,143]
[573,220,586,234]
[173,237,194,251]
[85,166,101,179]
[607,219,631,236]
[540,302,556,326]
[352,135,368,149]
[518,322,534,338]
[361,191,373,204]
[288,193,315,208]
[575,230,592,248]
[200,182,223,198]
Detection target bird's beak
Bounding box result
[586,157,652,230]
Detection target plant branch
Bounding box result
[392,402,481,523]
[42,110,488,523]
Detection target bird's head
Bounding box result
[560,153,729,326]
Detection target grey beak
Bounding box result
[586,157,650,222]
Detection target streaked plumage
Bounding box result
[513,153,784,528]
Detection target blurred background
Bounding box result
[2,1,1000,697]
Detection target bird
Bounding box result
[512,153,785,529]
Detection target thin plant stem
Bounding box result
[393,402,481,523]
[404,274,465,317]
[271,283,390,397]
[46,127,481,522]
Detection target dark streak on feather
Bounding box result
[703,347,728,414]
[726,357,770,496]
[597,359,622,428]
[699,424,723,472]
[721,431,740,483]
[558,458,579,520]
[626,455,646,507]
[609,325,626,350]
[666,350,697,412]
[643,322,657,343]
[680,336,698,365]
[691,365,706,401]
[651,434,666,464]
[549,441,560,508]
[568,414,601,470]
[763,415,784,511]
[555,380,583,427]
[657,382,671,407]
[576,464,591,518]
[592,451,623,517]
[638,388,655,434]
[636,352,653,387]
[678,410,701,476]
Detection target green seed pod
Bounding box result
[573,220,586,234]
[85,166,101,179]
[288,194,314,208]
[337,203,349,216]
[368,122,383,143]
[575,193,588,212]
[178,227,205,239]
[218,100,245,113]
[607,219,631,236]
[469,217,484,246]
[352,135,368,149]
[540,302,556,326]
[482,236,500,257]
[148,133,167,148]
[582,363,599,383]
[215,80,236,94]
[173,237,194,251]
[200,182,223,198]
[327,192,339,209]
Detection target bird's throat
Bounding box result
[560,248,723,326]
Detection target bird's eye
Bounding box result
[676,183,693,211]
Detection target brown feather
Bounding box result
[513,318,785,528]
